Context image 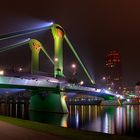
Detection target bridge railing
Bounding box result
[61,83,101,93]
[0,75,58,88]
[60,83,117,97]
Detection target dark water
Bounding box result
[0,103,140,137]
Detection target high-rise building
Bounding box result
[105,50,122,93]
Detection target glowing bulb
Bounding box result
[54,57,58,62]
[79,81,84,85]
[0,70,4,75]
[18,67,23,72]
[102,77,106,80]
[72,64,76,68]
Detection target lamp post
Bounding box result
[54,57,61,77]
[101,76,107,88]
[71,63,76,76]
[70,63,77,84]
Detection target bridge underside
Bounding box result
[0,88,68,113]
[64,89,116,100]
[29,91,68,113]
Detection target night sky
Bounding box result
[0,0,140,86]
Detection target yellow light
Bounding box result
[80,81,84,85]
[0,70,4,75]
[63,95,67,100]
[54,57,58,62]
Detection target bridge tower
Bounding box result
[28,38,68,113]
[29,39,41,74]
[51,24,64,77]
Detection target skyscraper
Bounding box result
[105,50,122,93]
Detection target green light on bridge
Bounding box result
[51,24,65,77]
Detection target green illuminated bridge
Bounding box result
[0,22,120,113]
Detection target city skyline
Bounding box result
[0,1,139,86]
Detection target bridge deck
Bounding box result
[0,75,117,100]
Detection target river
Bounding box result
[0,102,140,137]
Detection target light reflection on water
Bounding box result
[0,103,140,137]
[67,105,140,137]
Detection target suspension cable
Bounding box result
[0,38,30,53]
[0,22,53,41]
[64,34,95,84]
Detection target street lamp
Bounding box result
[54,57,58,62]
[54,57,61,77]
[18,67,23,72]
[100,76,106,88]
[71,63,76,75]
[0,70,4,75]
[79,80,84,85]
[102,76,106,80]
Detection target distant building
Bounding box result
[122,86,135,97]
[105,50,122,93]
[135,82,140,97]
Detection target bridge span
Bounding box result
[0,75,118,113]
[0,75,116,98]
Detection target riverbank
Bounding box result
[0,115,139,140]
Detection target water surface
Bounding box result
[0,103,140,137]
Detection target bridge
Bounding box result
[0,21,120,113]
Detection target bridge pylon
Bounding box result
[51,24,64,77]
[29,39,42,74]
[29,90,68,114]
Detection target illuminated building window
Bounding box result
[111,65,114,67]
[114,78,119,80]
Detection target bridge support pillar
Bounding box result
[29,39,42,74]
[51,24,64,77]
[29,91,68,114]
